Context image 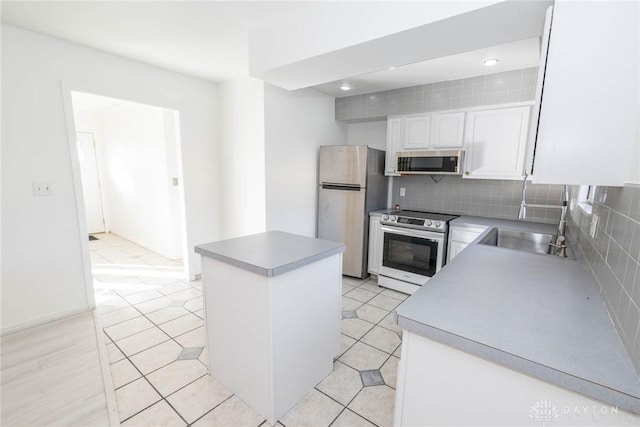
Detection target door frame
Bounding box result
[61,84,192,312]
[75,130,110,234]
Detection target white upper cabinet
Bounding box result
[431,112,466,149]
[531,1,639,186]
[385,117,403,175]
[386,110,466,175]
[463,104,531,180]
[403,115,432,150]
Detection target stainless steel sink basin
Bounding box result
[478,228,575,259]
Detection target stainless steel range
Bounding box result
[377,210,458,294]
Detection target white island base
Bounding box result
[197,232,343,425]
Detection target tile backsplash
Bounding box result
[390,175,564,224]
[336,67,538,122]
[566,184,640,374]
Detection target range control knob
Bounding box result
[426,220,433,226]
[389,215,397,221]
[434,221,442,228]
[382,215,389,221]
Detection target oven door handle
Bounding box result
[380,226,444,241]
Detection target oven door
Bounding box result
[378,226,445,286]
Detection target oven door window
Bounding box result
[382,232,438,277]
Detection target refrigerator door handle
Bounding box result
[321,183,361,191]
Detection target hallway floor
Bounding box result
[92,233,406,426]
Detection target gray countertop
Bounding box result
[194,231,345,277]
[396,216,640,414]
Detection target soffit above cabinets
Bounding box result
[313,37,541,98]
[254,1,552,92]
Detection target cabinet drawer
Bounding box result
[450,225,488,244]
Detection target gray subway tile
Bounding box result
[622,259,638,297]
[622,301,640,349]
[629,186,640,222]
[336,67,538,120]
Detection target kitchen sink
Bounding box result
[478,228,575,259]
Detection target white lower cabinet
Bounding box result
[394,331,640,426]
[463,104,531,180]
[368,215,382,274]
[447,224,488,262]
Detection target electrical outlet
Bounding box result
[32,182,53,196]
[172,177,179,186]
[400,187,406,197]
[590,214,599,238]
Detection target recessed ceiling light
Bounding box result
[388,66,396,70]
[340,83,352,91]
[483,59,499,67]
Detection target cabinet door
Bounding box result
[463,106,530,180]
[532,1,638,186]
[402,115,431,150]
[447,224,488,263]
[385,118,403,175]
[447,241,467,263]
[368,216,382,274]
[431,112,465,149]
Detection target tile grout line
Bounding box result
[105,327,207,426]
[92,236,207,425]
[187,393,236,426]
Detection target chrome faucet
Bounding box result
[517,174,569,258]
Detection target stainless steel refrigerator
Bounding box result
[317,145,387,278]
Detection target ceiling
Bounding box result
[0,1,299,82]
[2,1,546,96]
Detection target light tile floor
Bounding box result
[91,233,407,426]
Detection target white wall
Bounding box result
[347,121,387,151]
[1,25,220,332]
[217,77,266,239]
[629,125,640,185]
[264,85,347,237]
[99,103,183,259]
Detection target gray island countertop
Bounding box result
[396,216,640,414]
[195,231,345,277]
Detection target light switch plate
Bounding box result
[590,214,598,238]
[400,188,406,197]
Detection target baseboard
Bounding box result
[92,311,120,426]
[0,306,92,336]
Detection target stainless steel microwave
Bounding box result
[396,150,464,175]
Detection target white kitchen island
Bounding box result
[194,231,345,425]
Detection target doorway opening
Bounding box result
[70,91,189,303]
